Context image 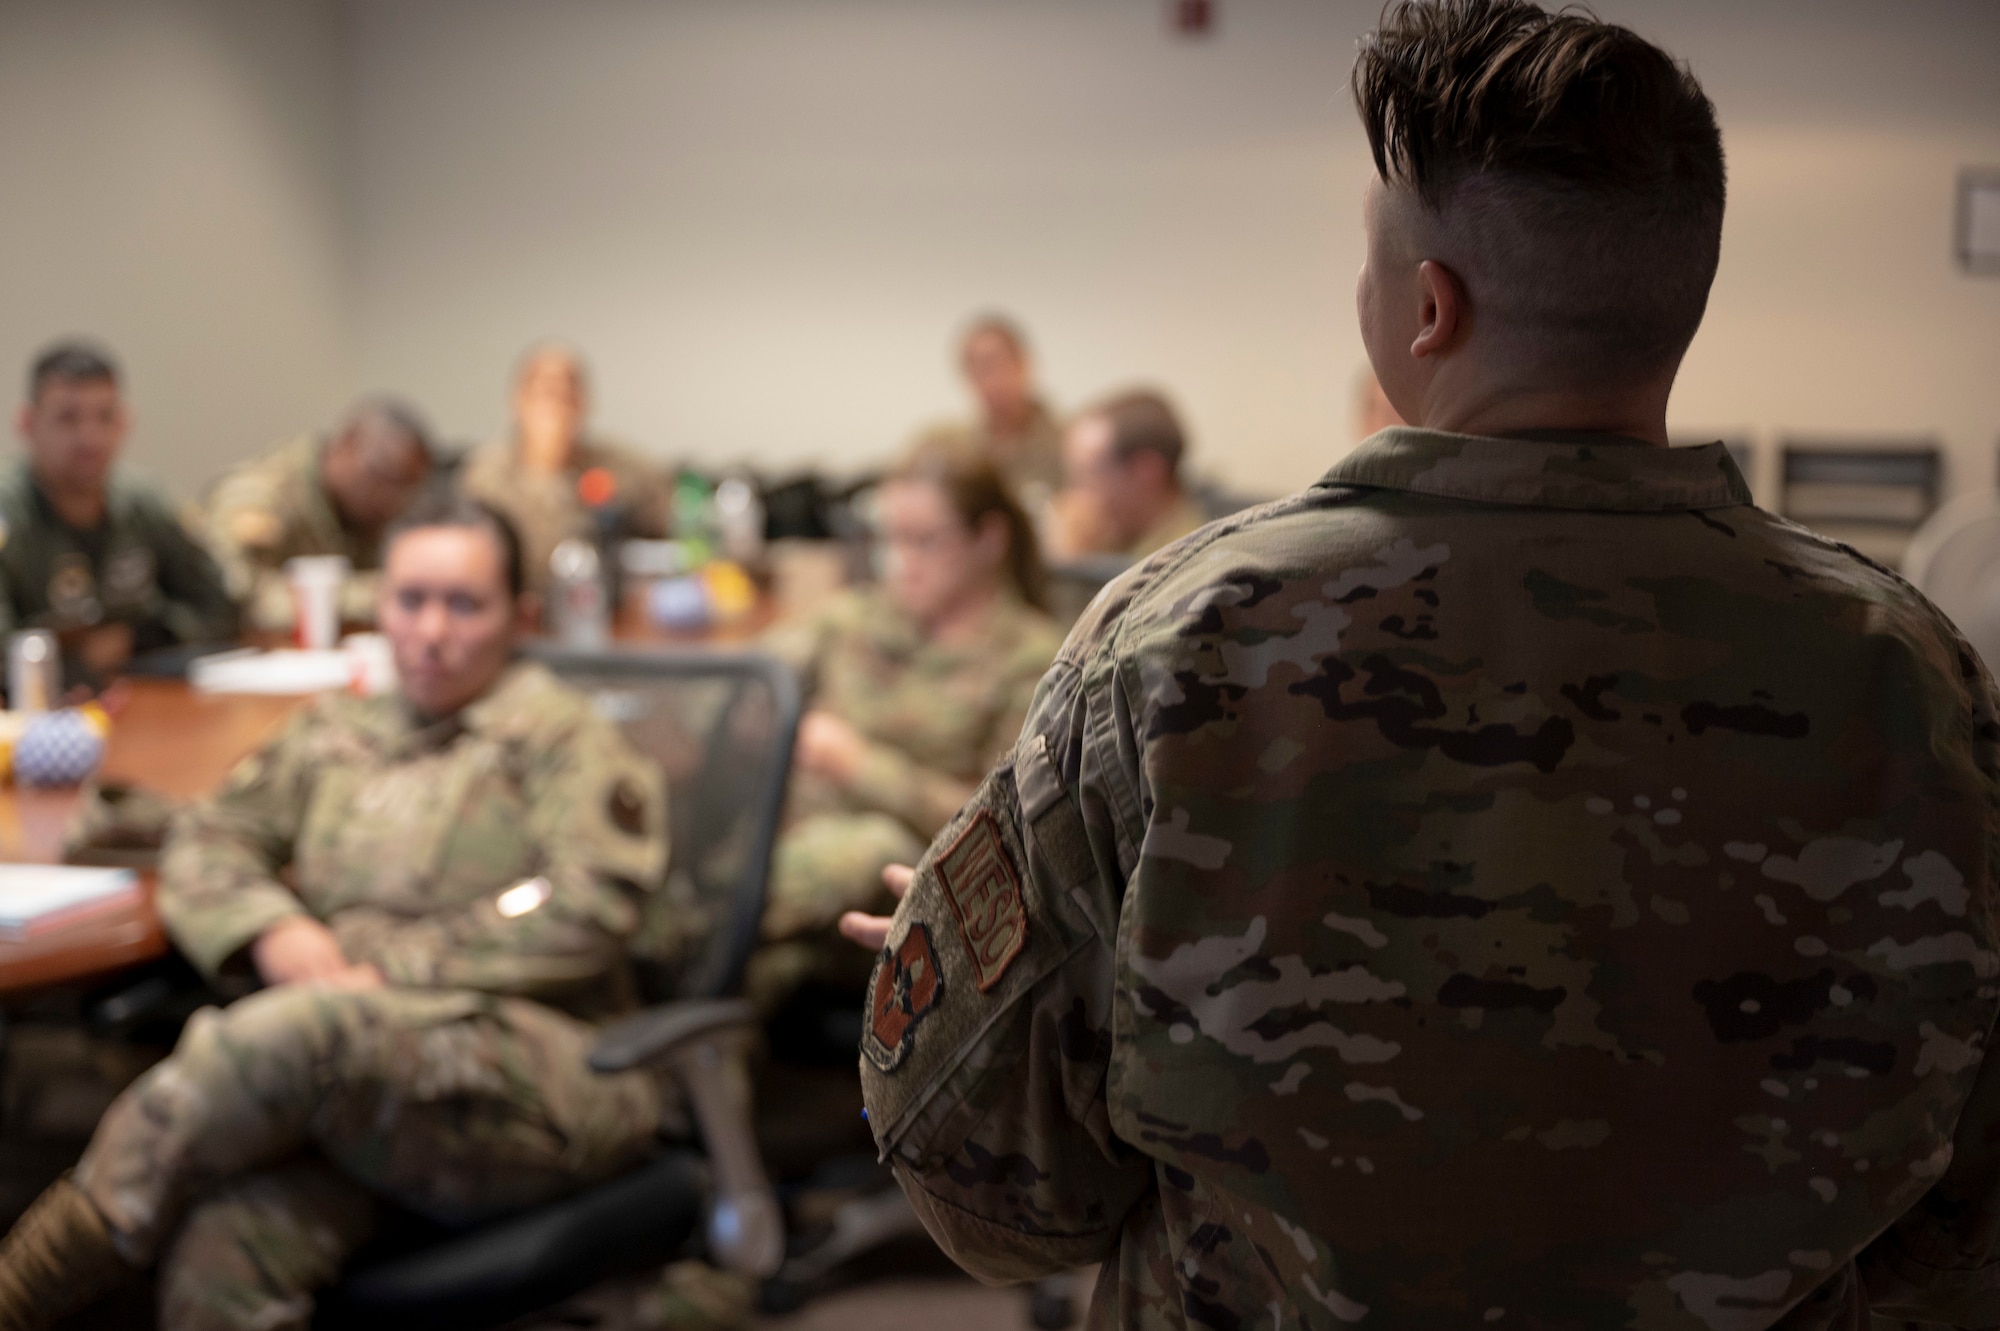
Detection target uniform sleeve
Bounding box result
[841,652,1046,840]
[157,708,320,978]
[201,468,285,625]
[858,655,1155,1284]
[1858,1006,2000,1321]
[146,498,241,643]
[1856,651,2000,1321]
[331,719,670,998]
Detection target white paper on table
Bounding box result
[189,649,352,696]
[0,865,138,934]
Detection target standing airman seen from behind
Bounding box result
[0,342,236,685]
[847,2,2000,1326]
[458,342,674,595]
[201,399,434,632]
[0,491,698,1331]
[916,314,1067,514]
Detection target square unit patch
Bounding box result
[934,810,1028,992]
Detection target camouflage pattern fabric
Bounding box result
[760,586,1063,938]
[159,660,672,1019]
[77,986,668,1328]
[0,461,236,657]
[1127,492,1209,561]
[456,435,673,594]
[915,399,1067,510]
[858,427,2000,1329]
[200,435,384,632]
[65,660,681,1329]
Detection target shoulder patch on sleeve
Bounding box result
[934,810,1028,992]
[863,921,944,1073]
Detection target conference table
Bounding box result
[0,592,780,1000]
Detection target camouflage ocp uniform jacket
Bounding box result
[859,427,2000,1329]
[763,585,1065,842]
[202,435,385,632]
[159,660,671,1022]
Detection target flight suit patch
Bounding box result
[934,810,1028,992]
[102,547,157,608]
[48,555,97,623]
[864,922,943,1073]
[606,778,647,836]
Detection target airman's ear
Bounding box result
[1411,259,1470,361]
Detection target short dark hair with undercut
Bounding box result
[1353,0,1726,381]
[27,341,121,402]
[382,487,527,600]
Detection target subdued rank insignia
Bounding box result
[606,778,647,836]
[863,921,943,1073]
[934,810,1028,992]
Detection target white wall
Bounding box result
[1620,1,2000,501]
[2,2,1996,504]
[347,0,2000,501]
[346,0,1372,491]
[0,0,353,495]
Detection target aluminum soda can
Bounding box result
[8,629,59,713]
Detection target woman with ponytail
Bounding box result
[752,440,1062,1002]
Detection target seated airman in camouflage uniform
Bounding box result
[0,492,688,1331]
[751,443,1061,1009]
[457,343,673,596]
[851,4,2000,1327]
[201,400,434,633]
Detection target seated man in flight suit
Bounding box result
[0,491,690,1331]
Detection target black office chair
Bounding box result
[315,646,802,1331]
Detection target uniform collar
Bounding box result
[1320,426,1751,513]
[17,461,116,534]
[379,658,553,752]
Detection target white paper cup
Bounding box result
[285,555,350,650]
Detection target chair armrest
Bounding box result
[589,997,783,1278]
[589,998,756,1074]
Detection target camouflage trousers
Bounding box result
[747,812,922,1015]
[72,984,671,1331]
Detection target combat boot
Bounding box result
[0,1172,135,1331]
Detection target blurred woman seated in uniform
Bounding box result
[752,441,1063,1005]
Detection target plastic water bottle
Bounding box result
[550,538,609,648]
[714,475,766,565]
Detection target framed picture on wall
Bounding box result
[1780,441,1941,570]
[1960,169,2000,275]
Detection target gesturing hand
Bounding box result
[838,863,913,952]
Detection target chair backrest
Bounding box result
[528,646,801,1002]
